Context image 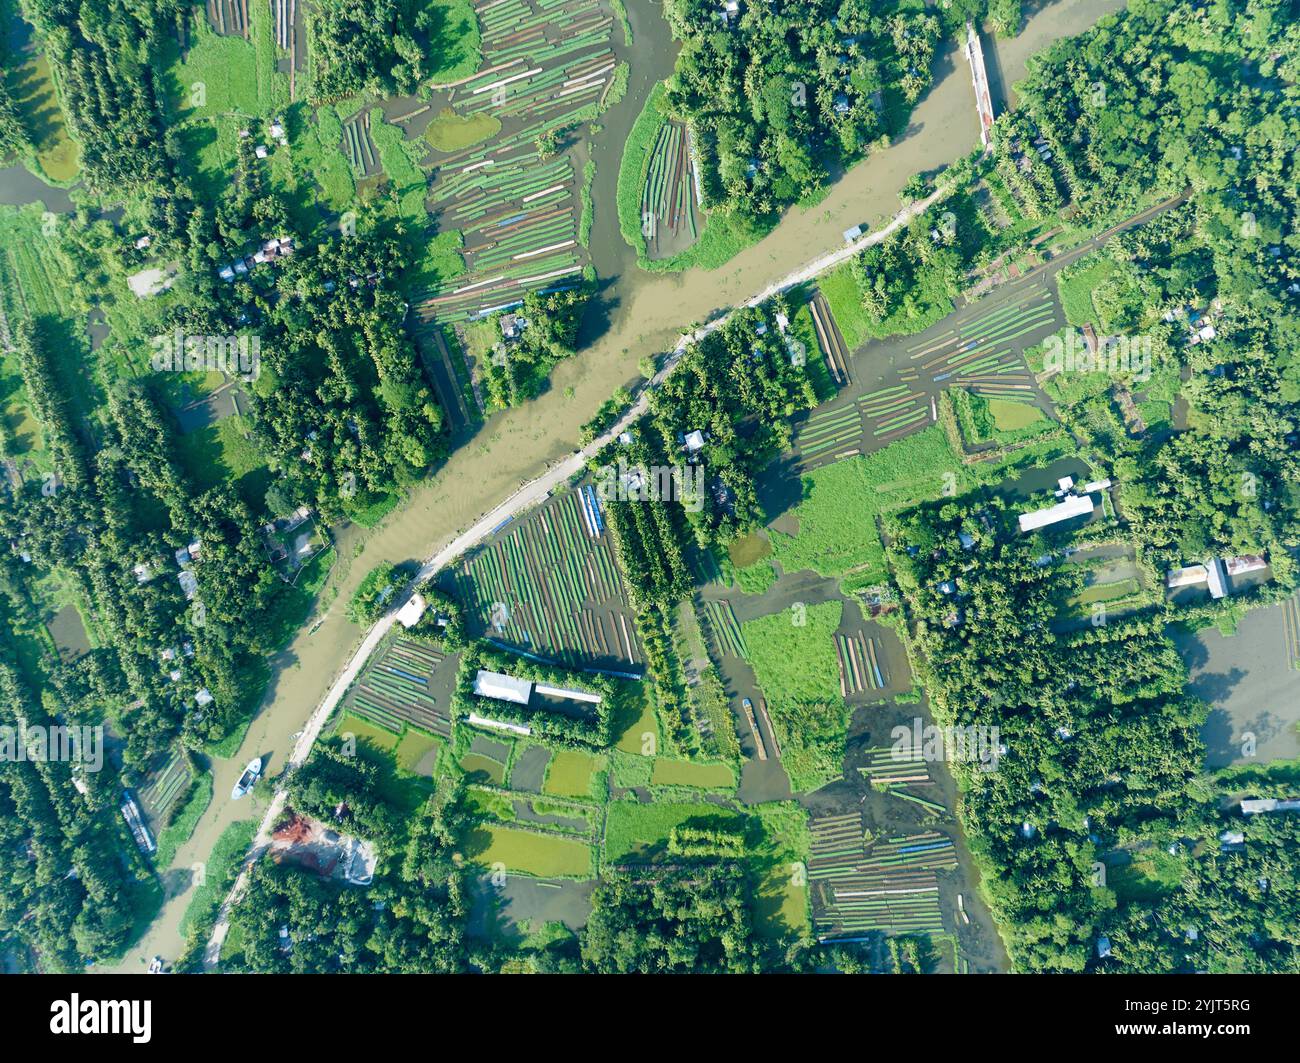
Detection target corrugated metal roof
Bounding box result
[473,669,532,705]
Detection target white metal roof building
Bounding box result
[534,683,602,705]
[396,593,426,629]
[1206,557,1227,599]
[466,712,531,737]
[473,670,533,705]
[1166,564,1209,589]
[1242,798,1300,814]
[1017,493,1094,533]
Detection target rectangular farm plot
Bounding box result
[446,488,642,672]
[336,712,401,751]
[412,0,620,325]
[340,109,382,178]
[809,814,956,939]
[650,758,735,790]
[642,120,703,260]
[469,823,594,878]
[395,730,443,777]
[543,748,602,798]
[835,630,890,698]
[460,752,507,784]
[740,601,850,794]
[603,801,745,866]
[137,748,195,830]
[343,636,456,738]
[612,684,659,754]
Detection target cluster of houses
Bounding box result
[217,235,296,282]
[261,505,326,583]
[1220,796,1300,852]
[127,122,293,296]
[1161,298,1222,346]
[174,539,203,600]
[132,546,215,711]
[1166,554,1269,600]
[131,538,203,601]
[239,116,288,160]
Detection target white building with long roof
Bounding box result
[473,669,532,705]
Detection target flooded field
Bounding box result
[801,696,1008,971]
[469,872,594,944]
[46,602,90,661]
[0,161,73,210]
[339,634,458,740]
[409,0,632,327]
[1174,600,1300,769]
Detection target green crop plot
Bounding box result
[770,428,969,584]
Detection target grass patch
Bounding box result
[989,398,1045,431]
[410,227,466,291]
[543,749,601,798]
[649,211,769,272]
[424,108,499,152]
[1108,848,1185,904]
[173,414,271,512]
[1070,578,1141,608]
[789,301,838,401]
[609,748,654,789]
[1056,255,1118,328]
[165,19,261,119]
[336,711,401,751]
[751,802,811,940]
[465,824,593,878]
[295,105,356,212]
[152,772,213,871]
[178,818,257,943]
[603,801,744,864]
[741,601,846,793]
[611,683,659,754]
[951,387,1052,448]
[368,107,431,224]
[578,157,596,247]
[734,558,777,595]
[424,0,484,84]
[819,257,952,350]
[770,427,967,584]
[650,758,735,790]
[818,264,871,352]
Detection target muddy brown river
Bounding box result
[104,0,1126,969]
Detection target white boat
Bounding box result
[231,757,262,800]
